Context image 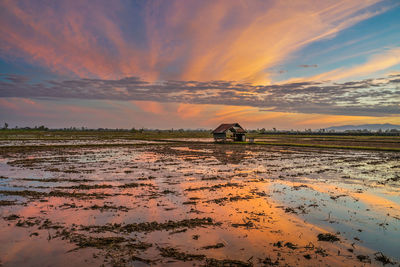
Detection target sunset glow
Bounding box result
[0,0,399,129]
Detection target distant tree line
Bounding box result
[2,123,49,131]
[0,123,210,133]
[2,122,399,136]
[252,127,400,136]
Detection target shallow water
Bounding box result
[0,141,399,266]
[0,139,160,147]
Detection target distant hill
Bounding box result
[325,123,400,132]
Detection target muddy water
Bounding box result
[0,142,399,266]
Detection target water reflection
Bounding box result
[169,145,249,164]
[212,148,248,164]
[0,143,399,266]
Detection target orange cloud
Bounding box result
[176,103,210,119]
[282,46,400,84]
[133,100,165,115]
[311,47,400,81]
[0,0,386,83]
[294,114,392,127]
[0,1,149,79]
[201,104,400,129]
[170,0,383,83]
[1,97,398,129]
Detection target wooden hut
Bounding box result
[212,123,247,141]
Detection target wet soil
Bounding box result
[0,140,399,266]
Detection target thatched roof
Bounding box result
[212,123,246,134]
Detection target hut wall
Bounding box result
[234,134,245,141]
[213,133,226,139]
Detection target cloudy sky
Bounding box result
[0,0,399,129]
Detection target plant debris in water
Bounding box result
[158,246,205,261]
[1,137,400,266]
[374,252,394,265]
[202,243,225,249]
[317,233,340,242]
[79,217,219,233]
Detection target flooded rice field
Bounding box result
[0,139,161,147]
[0,141,399,266]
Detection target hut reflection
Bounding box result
[212,147,246,164]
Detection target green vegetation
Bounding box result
[1,128,399,152]
[248,142,400,152]
[0,128,210,140]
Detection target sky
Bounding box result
[0,0,399,130]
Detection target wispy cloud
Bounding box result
[2,97,396,129]
[312,47,400,81]
[298,64,318,68]
[0,0,387,83]
[0,0,149,79]
[1,73,399,116]
[133,100,164,115]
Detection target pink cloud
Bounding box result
[1,98,399,129]
[0,97,41,110]
[0,98,19,110]
[0,0,385,83]
[0,1,148,79]
[176,103,209,119]
[132,100,165,115]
